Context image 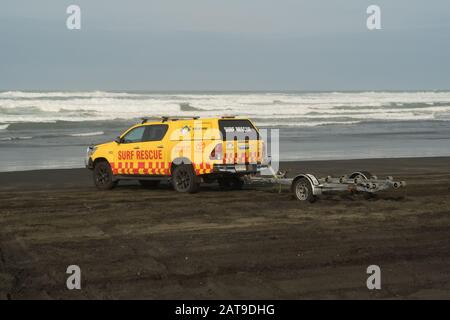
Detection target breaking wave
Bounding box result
[1,91,450,127]
[179,102,203,111]
[69,131,104,137]
[0,136,32,141]
[0,131,106,142]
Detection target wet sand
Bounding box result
[0,157,449,299]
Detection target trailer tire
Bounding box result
[292,177,316,203]
[349,171,374,180]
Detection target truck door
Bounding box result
[137,124,169,175]
[115,126,146,175]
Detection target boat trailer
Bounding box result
[246,166,406,202]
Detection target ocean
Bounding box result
[1,91,450,172]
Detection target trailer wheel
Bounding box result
[292,177,316,203]
[349,171,374,180]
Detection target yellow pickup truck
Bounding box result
[86,116,265,193]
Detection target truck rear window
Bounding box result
[218,119,259,141]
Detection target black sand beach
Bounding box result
[0,157,449,299]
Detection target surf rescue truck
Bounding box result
[86,116,405,202]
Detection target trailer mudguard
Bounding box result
[291,174,322,196]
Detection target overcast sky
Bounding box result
[1,0,449,91]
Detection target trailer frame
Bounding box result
[245,165,406,202]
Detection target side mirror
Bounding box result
[114,137,122,144]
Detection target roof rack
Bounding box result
[161,116,200,122]
[221,115,236,119]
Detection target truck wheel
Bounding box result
[231,176,244,190]
[218,177,231,190]
[93,161,117,190]
[139,180,160,188]
[172,165,199,193]
[218,176,244,190]
[292,177,316,203]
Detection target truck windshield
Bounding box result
[218,119,259,141]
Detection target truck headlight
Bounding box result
[87,145,97,157]
[85,146,97,167]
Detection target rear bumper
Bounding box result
[213,163,266,174]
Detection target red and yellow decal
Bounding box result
[110,161,170,175]
[223,152,260,164]
[111,161,214,176]
[193,163,213,175]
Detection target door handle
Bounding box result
[133,146,140,150]
[157,145,164,149]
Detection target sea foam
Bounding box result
[0,91,450,127]
[69,131,104,137]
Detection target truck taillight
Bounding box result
[210,143,223,160]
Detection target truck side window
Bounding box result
[122,126,145,143]
[143,124,168,142]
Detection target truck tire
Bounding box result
[218,176,244,190]
[231,176,244,190]
[139,180,160,188]
[93,161,117,190]
[172,165,199,193]
[292,177,316,203]
[218,177,231,190]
